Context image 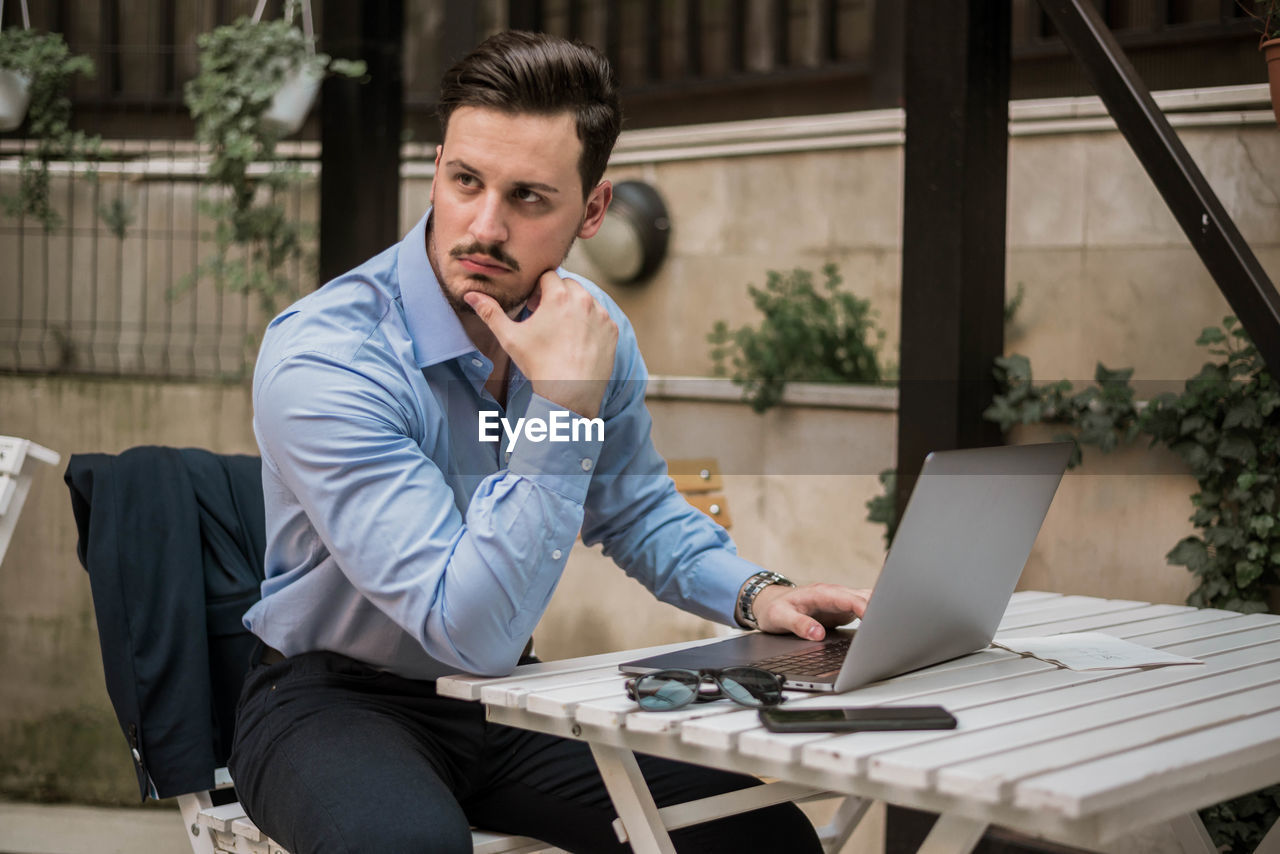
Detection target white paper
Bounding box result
[991,632,1204,671]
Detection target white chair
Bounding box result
[177,768,555,854]
[0,435,60,567]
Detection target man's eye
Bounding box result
[456,174,479,188]
[514,188,542,204]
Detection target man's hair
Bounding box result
[437,31,622,198]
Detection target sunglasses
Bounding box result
[624,667,786,712]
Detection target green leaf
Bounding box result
[1196,326,1227,346]
[1167,538,1209,573]
[1180,414,1206,436]
[1235,560,1264,588]
[1218,435,1257,464]
[1223,400,1261,430]
[1094,363,1134,386]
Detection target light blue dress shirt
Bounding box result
[243,211,764,679]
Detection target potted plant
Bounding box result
[1248,0,1280,123]
[183,0,364,316]
[0,16,98,229]
[707,263,889,413]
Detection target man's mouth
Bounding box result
[457,255,512,275]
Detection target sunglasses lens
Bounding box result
[717,667,784,708]
[633,671,701,711]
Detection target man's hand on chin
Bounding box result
[754,584,871,641]
[465,270,618,419]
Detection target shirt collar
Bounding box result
[398,208,477,368]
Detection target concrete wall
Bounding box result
[0,376,257,803]
[555,89,1280,385]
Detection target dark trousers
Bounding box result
[228,649,823,854]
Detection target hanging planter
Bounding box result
[254,0,321,137]
[181,0,364,318]
[0,67,30,131]
[261,64,323,137]
[0,0,33,131]
[1253,0,1280,125]
[1264,36,1280,126]
[0,0,99,229]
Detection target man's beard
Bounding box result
[426,217,578,316]
[428,225,528,315]
[446,240,528,315]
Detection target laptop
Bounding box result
[620,442,1073,693]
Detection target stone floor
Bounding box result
[0,801,190,854]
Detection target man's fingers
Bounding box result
[787,585,868,622]
[537,267,568,296]
[463,291,514,339]
[759,596,825,641]
[759,584,873,640]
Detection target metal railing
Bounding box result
[0,140,315,379]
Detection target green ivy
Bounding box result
[707,263,888,413]
[865,469,898,547]
[181,2,365,316]
[985,317,1279,613]
[0,27,100,230]
[983,316,1280,852]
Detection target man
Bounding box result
[230,30,870,853]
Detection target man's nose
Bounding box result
[470,192,508,246]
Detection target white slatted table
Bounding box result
[439,592,1280,854]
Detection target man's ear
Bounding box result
[429,144,442,205]
[577,180,613,239]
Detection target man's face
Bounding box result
[428,106,610,315]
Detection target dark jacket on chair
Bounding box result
[65,447,265,800]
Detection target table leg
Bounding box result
[818,796,873,854]
[914,814,988,854]
[588,742,677,854]
[1169,813,1218,854]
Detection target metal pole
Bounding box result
[318,1,405,286]
[894,0,1011,524]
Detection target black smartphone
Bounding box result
[758,705,957,733]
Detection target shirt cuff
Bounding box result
[505,393,605,505]
[692,550,769,628]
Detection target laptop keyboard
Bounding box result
[752,637,852,677]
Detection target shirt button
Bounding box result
[580,458,593,472]
[471,358,483,368]
[552,549,563,560]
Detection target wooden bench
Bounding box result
[668,457,733,529]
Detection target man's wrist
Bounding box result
[735,570,796,630]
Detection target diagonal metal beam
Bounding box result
[1037,0,1280,376]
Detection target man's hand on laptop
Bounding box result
[754,584,871,641]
